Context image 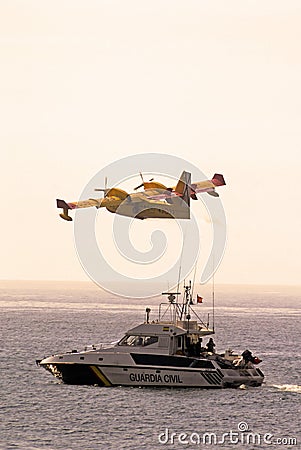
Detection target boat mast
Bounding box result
[178,280,192,321]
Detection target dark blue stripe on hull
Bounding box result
[130,353,215,369]
[42,363,105,386]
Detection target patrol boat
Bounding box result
[37,282,264,388]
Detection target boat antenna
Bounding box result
[191,262,197,300]
[176,222,188,293]
[212,254,215,332]
[176,257,182,295]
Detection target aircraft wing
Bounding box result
[191,173,226,197]
[146,173,225,201]
[192,173,226,194]
[56,198,104,221]
[57,198,103,210]
[56,187,129,221]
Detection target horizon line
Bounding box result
[0,279,300,288]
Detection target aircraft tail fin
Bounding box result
[175,171,191,206]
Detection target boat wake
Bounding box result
[272,384,301,393]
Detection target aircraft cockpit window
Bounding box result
[118,335,158,346]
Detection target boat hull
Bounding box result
[39,361,264,388]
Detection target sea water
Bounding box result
[0,281,300,449]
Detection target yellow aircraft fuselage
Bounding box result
[94,189,190,220]
[56,171,225,221]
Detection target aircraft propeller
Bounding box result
[94,176,109,196]
[134,172,154,191]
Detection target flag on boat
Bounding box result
[197,295,203,303]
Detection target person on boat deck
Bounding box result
[195,338,202,357]
[241,349,254,363]
[206,338,216,353]
[136,337,143,346]
[185,336,194,356]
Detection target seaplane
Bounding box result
[56,171,225,221]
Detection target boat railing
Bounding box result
[158,302,176,323]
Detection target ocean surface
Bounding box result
[0,281,300,450]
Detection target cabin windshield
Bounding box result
[118,335,159,347]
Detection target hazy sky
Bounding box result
[1,1,300,285]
